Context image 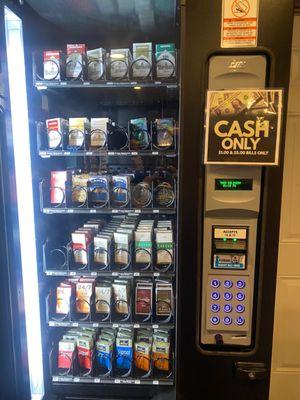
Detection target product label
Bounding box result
[221,0,259,48]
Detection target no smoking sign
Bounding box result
[231,0,250,17]
[222,0,259,48]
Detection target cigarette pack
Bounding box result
[76,281,94,313]
[50,171,67,205]
[56,284,72,314]
[66,44,86,79]
[77,336,93,370]
[111,175,131,206]
[110,48,131,79]
[135,282,152,315]
[46,118,68,149]
[96,338,113,370]
[135,230,152,264]
[132,42,152,78]
[58,339,76,369]
[134,341,151,371]
[90,118,110,148]
[115,336,133,370]
[155,281,173,316]
[156,230,173,264]
[154,118,175,148]
[156,43,176,79]
[68,118,90,148]
[87,48,106,81]
[72,173,89,204]
[44,50,61,80]
[95,284,112,313]
[152,341,170,371]
[112,280,130,314]
[130,118,149,150]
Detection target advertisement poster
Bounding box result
[204,89,283,165]
[221,0,259,48]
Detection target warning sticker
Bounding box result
[221,0,259,48]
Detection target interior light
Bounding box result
[4,6,44,399]
[134,86,142,90]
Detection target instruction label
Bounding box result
[221,0,259,48]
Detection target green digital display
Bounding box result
[215,179,253,191]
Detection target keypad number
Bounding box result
[211,292,220,301]
[211,304,220,313]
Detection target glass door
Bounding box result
[4,1,181,398]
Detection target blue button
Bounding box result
[236,316,245,326]
[236,292,245,301]
[224,292,233,301]
[211,304,220,313]
[236,304,245,313]
[224,280,233,289]
[211,279,221,288]
[224,304,232,313]
[237,280,246,289]
[210,316,220,325]
[224,316,232,325]
[211,292,220,300]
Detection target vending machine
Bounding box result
[0,0,295,400]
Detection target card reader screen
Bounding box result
[215,179,253,191]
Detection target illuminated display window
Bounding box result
[215,178,253,191]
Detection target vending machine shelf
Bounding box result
[35,80,179,90]
[42,208,176,215]
[39,150,177,158]
[52,376,174,386]
[48,321,175,329]
[44,270,175,278]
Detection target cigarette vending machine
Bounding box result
[0,1,295,400]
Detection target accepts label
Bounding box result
[214,227,247,239]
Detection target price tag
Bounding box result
[83,82,90,85]
[72,322,78,327]
[92,323,99,327]
[131,152,138,155]
[133,272,140,276]
[90,209,97,213]
[134,324,140,328]
[153,380,159,385]
[67,209,74,214]
[49,321,55,327]
[154,81,162,85]
[60,82,67,86]
[134,380,141,385]
[114,379,121,384]
[52,376,59,382]
[47,271,53,276]
[91,272,97,276]
[152,324,159,329]
[112,209,118,214]
[64,152,71,155]
[113,323,119,328]
[69,271,76,276]
[134,209,141,214]
[86,152,93,156]
[152,152,159,155]
[153,209,160,214]
[154,272,160,277]
[94,378,100,383]
[108,152,115,155]
[112,272,118,276]
[74,377,80,382]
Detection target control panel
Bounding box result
[201,166,261,346]
[200,54,266,349]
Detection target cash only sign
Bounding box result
[203,89,283,165]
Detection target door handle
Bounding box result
[235,362,268,380]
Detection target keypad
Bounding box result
[206,275,250,332]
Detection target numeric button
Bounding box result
[236,304,245,313]
[210,316,220,325]
[224,316,232,325]
[236,292,245,301]
[224,304,232,313]
[224,280,233,289]
[236,316,245,326]
[211,304,220,313]
[237,280,246,289]
[211,279,221,288]
[211,292,220,301]
[224,292,233,301]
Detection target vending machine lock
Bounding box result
[234,362,268,381]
